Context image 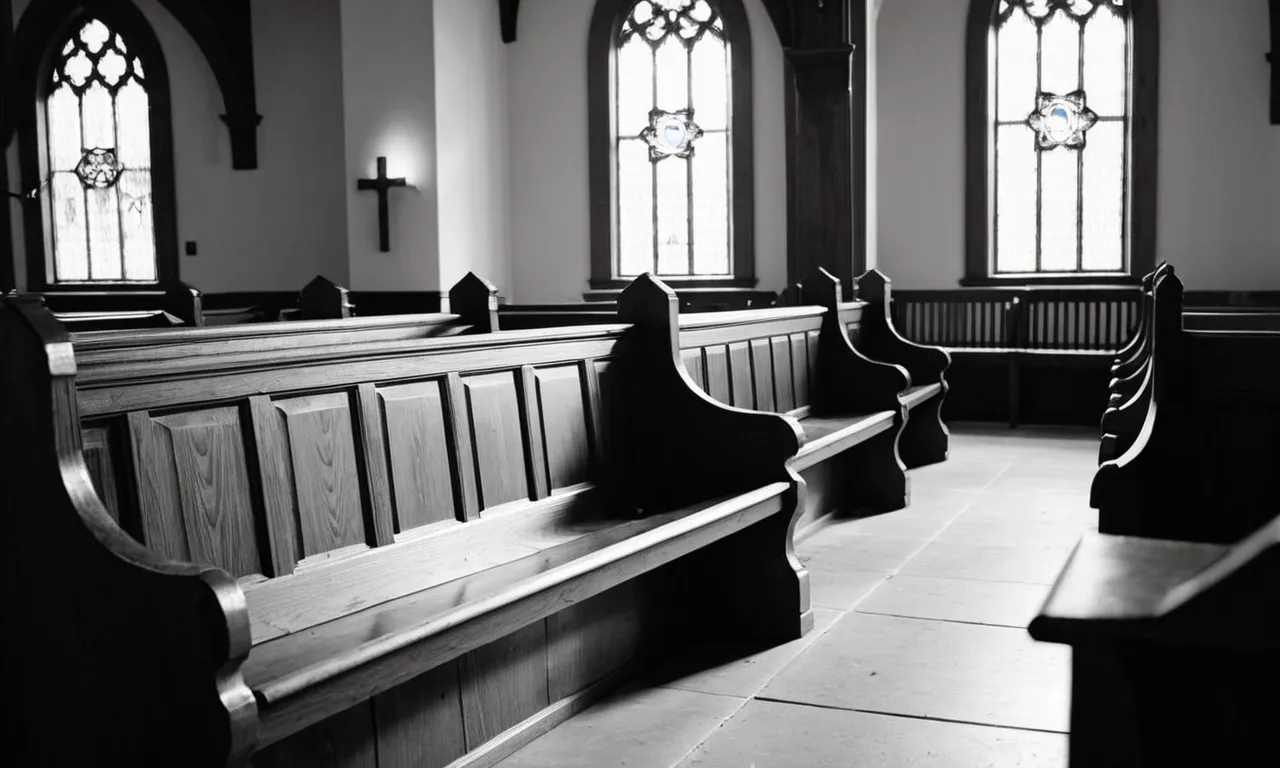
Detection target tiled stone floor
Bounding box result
[496,425,1096,768]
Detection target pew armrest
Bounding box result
[854,269,951,386]
[0,299,257,765]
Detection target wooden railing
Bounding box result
[890,287,1142,353]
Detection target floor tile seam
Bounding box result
[851,607,1030,631]
[667,692,756,768]
[749,696,1069,735]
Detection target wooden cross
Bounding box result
[357,156,407,252]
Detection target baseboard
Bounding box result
[444,659,640,768]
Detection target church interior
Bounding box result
[2,0,1278,766]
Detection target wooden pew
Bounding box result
[1097,268,1163,465]
[1092,267,1280,544]
[1028,516,1280,767]
[674,272,911,535]
[0,273,812,767]
[498,302,619,330]
[840,269,950,468]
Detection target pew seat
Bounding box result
[792,411,896,472]
[243,483,790,747]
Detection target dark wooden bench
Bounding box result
[1092,267,1280,544]
[0,274,812,766]
[892,285,1141,426]
[1028,515,1280,767]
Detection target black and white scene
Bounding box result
[2,0,1278,765]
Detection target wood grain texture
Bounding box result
[373,661,467,768]
[379,380,459,531]
[519,366,551,501]
[790,333,811,408]
[129,407,262,577]
[534,366,592,491]
[460,621,550,748]
[464,372,531,512]
[81,424,122,523]
[750,338,776,412]
[681,347,706,391]
[355,384,396,547]
[703,345,732,404]
[446,372,482,521]
[251,395,302,576]
[771,335,796,412]
[252,700,377,768]
[728,341,754,408]
[545,582,643,701]
[274,394,368,558]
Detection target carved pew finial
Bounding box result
[299,275,353,319]
[448,272,500,332]
[618,273,681,359]
[797,267,843,310]
[854,268,892,317]
[163,282,204,327]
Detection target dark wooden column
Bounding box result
[781,0,866,295]
[1,0,13,293]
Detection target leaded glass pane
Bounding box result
[1039,146,1080,271]
[689,34,727,130]
[654,36,688,112]
[1040,10,1080,96]
[995,124,1037,273]
[50,173,88,281]
[46,85,82,172]
[119,170,157,281]
[655,155,689,274]
[43,17,158,285]
[115,79,151,169]
[1082,121,1125,271]
[618,139,654,277]
[1083,4,1127,116]
[87,186,123,280]
[691,131,729,276]
[997,8,1037,122]
[613,0,732,278]
[617,36,654,136]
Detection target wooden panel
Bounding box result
[272,394,368,560]
[750,338,776,412]
[590,359,622,468]
[128,407,261,578]
[771,336,795,412]
[460,620,550,747]
[807,330,820,384]
[790,333,811,408]
[546,581,643,702]
[355,384,395,547]
[703,344,731,404]
[728,341,754,409]
[82,425,121,523]
[681,347,706,390]
[373,661,467,768]
[463,372,530,512]
[535,365,592,492]
[446,373,481,521]
[519,366,551,501]
[251,396,301,576]
[378,380,459,532]
[252,700,377,768]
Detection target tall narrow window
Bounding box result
[966,0,1157,284]
[43,17,156,284]
[589,0,754,289]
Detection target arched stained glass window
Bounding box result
[968,0,1157,283]
[43,17,157,284]
[589,0,754,288]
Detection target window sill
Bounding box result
[589,276,758,291]
[960,274,1141,288]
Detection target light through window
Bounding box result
[991,0,1130,276]
[44,17,157,284]
[615,0,731,278]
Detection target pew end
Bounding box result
[0,299,257,766]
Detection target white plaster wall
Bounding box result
[340,0,438,291]
[7,0,349,292]
[877,0,1280,290]
[433,0,513,297]
[506,0,788,302]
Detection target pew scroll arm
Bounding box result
[853,268,952,388]
[1,299,257,767]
